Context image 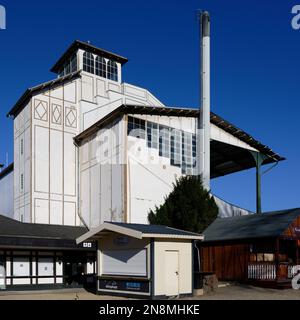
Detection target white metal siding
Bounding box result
[0,171,13,218]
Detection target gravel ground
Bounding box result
[0,284,300,300]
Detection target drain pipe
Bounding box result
[74,140,89,230]
[199,11,211,190]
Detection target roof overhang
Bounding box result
[51,40,129,74]
[76,222,204,244]
[0,236,96,251]
[74,104,285,179]
[7,71,82,118]
[210,140,275,178]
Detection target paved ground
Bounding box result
[191,284,300,300]
[0,284,300,300]
[0,289,128,300]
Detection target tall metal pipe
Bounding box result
[199,11,211,190]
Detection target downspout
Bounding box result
[74,140,89,230]
[195,241,201,272]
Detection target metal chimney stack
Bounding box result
[199,11,211,190]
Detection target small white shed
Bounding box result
[77,222,203,299]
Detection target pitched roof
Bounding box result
[203,208,300,243]
[51,40,128,73]
[109,222,203,237]
[74,104,285,164]
[0,214,87,240]
[7,71,81,118]
[76,221,204,244]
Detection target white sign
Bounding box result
[83,242,92,248]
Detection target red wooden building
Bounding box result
[200,208,300,288]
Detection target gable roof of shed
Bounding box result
[109,222,202,237]
[203,208,300,243]
[76,221,204,244]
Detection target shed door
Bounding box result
[165,251,179,296]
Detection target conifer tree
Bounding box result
[148,176,218,233]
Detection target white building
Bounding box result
[2,40,284,228]
[0,164,13,218]
[0,40,284,291]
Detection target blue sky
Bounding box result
[0,0,299,212]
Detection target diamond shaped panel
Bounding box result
[34,100,48,122]
[65,107,77,128]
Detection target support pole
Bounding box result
[250,151,268,214]
[275,238,280,282]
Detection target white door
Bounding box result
[165,251,179,296]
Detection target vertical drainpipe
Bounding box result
[74,140,89,229]
[199,11,211,191]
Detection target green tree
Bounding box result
[148,176,218,233]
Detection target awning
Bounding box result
[211,140,265,178]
